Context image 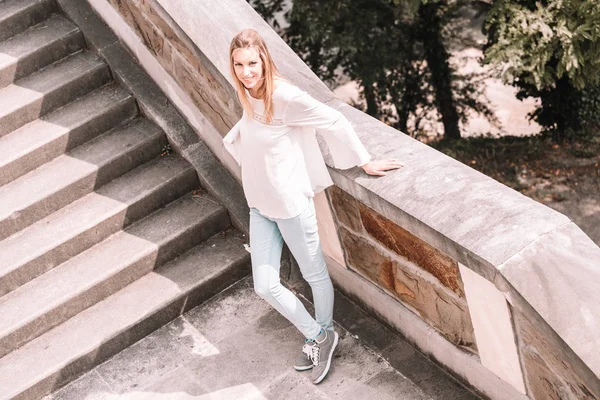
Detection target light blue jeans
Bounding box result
[250,199,334,340]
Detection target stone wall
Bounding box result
[513,310,597,399]
[329,186,476,351]
[104,0,241,134]
[86,0,600,398]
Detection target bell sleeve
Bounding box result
[282,91,371,169]
[222,119,242,166]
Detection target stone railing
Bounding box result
[83,0,600,398]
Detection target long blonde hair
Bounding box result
[229,29,280,123]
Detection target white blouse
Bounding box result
[223,81,371,219]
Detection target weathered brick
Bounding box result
[136,0,193,60]
[137,0,176,41]
[514,311,597,400]
[107,0,135,27]
[327,186,364,233]
[107,0,173,74]
[106,0,241,131]
[136,16,172,73]
[359,204,465,297]
[172,52,231,134]
[142,3,241,126]
[339,227,476,350]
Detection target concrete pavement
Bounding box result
[43,277,480,400]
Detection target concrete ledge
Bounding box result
[498,222,600,374]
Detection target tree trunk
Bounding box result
[396,82,413,134]
[418,2,461,140]
[396,58,421,135]
[363,83,379,119]
[541,76,581,137]
[396,101,410,133]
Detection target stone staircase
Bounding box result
[0,1,250,399]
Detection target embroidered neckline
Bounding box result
[252,112,284,126]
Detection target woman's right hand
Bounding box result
[360,159,404,176]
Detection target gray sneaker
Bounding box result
[306,329,339,384]
[293,340,314,371]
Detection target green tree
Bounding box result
[484,0,600,137]
[249,0,497,139]
[248,0,287,33]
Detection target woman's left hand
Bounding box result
[361,159,404,176]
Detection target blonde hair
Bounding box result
[229,29,280,123]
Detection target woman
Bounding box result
[223,29,403,384]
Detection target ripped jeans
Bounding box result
[249,199,334,339]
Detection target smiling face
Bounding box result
[229,29,280,122]
[232,47,264,97]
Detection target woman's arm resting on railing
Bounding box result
[283,90,404,176]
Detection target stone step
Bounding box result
[0,83,137,187]
[0,153,200,297]
[0,0,57,43]
[0,50,111,137]
[0,229,250,400]
[0,13,84,88]
[0,117,167,241]
[0,189,230,359]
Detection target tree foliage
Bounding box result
[248,0,287,32]
[249,0,498,140]
[484,0,600,136]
